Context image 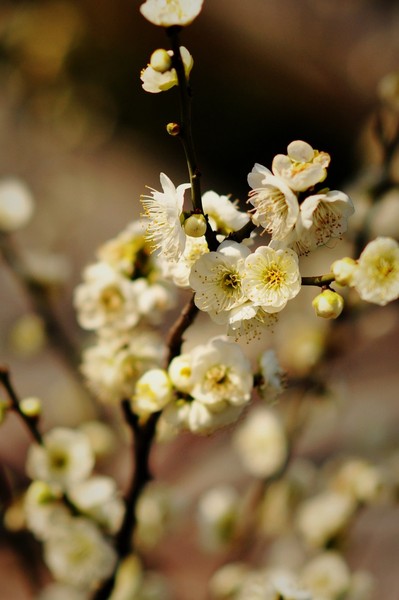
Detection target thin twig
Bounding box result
[0,365,43,445]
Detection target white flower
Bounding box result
[81,330,164,404]
[43,517,117,589]
[132,277,177,324]
[236,570,277,600]
[258,349,284,400]
[209,563,250,600]
[189,336,253,407]
[186,399,244,435]
[271,570,312,600]
[96,220,148,278]
[131,368,173,417]
[26,428,94,490]
[0,177,34,231]
[135,482,181,548]
[296,491,355,548]
[165,234,209,288]
[141,172,190,262]
[141,46,193,93]
[74,262,140,333]
[197,485,239,551]
[351,236,399,305]
[24,481,70,541]
[243,245,301,313]
[140,0,203,27]
[189,240,250,314]
[233,407,288,478]
[272,140,330,192]
[202,190,250,237]
[296,190,354,254]
[168,353,194,393]
[301,551,351,600]
[247,164,299,241]
[68,476,125,534]
[330,458,382,504]
[331,257,357,286]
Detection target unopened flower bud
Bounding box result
[166,122,180,136]
[20,396,42,418]
[184,214,207,238]
[312,289,344,319]
[150,48,172,73]
[0,178,34,232]
[331,257,357,286]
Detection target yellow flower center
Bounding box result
[263,264,285,288]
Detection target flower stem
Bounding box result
[92,294,199,599]
[301,273,335,287]
[166,27,219,251]
[0,365,43,445]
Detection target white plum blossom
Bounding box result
[258,348,285,400]
[96,220,148,278]
[301,551,351,600]
[132,277,177,324]
[186,398,244,435]
[197,484,239,550]
[74,262,140,333]
[67,476,125,534]
[233,407,288,478]
[26,428,94,490]
[247,163,299,242]
[141,46,193,93]
[131,368,173,418]
[295,190,354,254]
[0,177,34,231]
[81,330,164,403]
[271,570,312,600]
[331,257,357,286]
[24,481,70,541]
[189,240,250,314]
[296,490,356,548]
[272,140,330,192]
[243,245,301,313]
[168,353,194,393]
[161,234,209,288]
[351,236,399,305]
[43,516,117,590]
[141,172,190,262]
[135,482,181,548]
[202,190,250,237]
[162,337,253,435]
[140,0,203,27]
[209,563,251,600]
[330,458,382,504]
[189,336,253,407]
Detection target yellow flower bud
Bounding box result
[150,49,172,73]
[184,214,207,238]
[331,257,357,286]
[312,289,344,319]
[166,122,180,136]
[20,396,42,418]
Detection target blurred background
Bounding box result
[0,0,399,598]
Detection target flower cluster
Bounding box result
[74,220,171,403]
[248,140,354,254]
[130,336,254,435]
[24,427,123,591]
[2,2,399,598]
